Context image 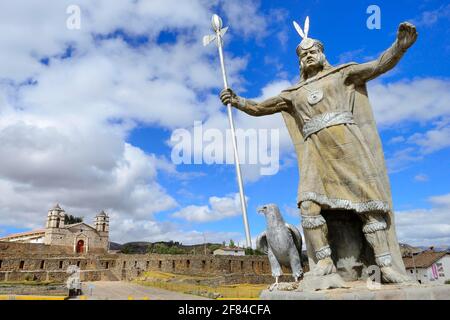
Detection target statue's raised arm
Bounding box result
[219,88,291,116]
[345,22,418,85]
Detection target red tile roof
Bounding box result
[0,229,45,240]
[403,251,448,269]
[217,247,245,251]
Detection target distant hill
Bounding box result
[110,241,443,258]
[399,243,422,257]
[110,241,225,255]
[108,242,123,251]
[399,243,450,256]
[416,245,450,252]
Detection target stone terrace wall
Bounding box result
[0,241,117,282]
[0,241,73,255]
[0,242,280,283]
[111,254,276,281]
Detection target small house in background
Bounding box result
[403,248,450,284]
[213,246,245,256]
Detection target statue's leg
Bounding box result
[300,200,336,276]
[361,212,411,283]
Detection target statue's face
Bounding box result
[299,46,323,71]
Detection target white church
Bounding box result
[0,204,109,254]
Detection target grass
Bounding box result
[445,280,450,285]
[134,271,266,299]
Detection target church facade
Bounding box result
[0,204,109,254]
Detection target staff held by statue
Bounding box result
[203,14,251,248]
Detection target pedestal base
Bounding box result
[298,273,349,291]
[260,281,450,300]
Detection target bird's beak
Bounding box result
[257,206,265,214]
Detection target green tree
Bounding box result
[167,247,184,254]
[64,214,83,224]
[152,243,169,254]
[209,244,222,252]
[244,248,265,255]
[121,246,131,254]
[245,248,254,255]
[229,239,235,248]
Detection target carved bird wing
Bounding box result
[256,231,268,254]
[286,223,303,255]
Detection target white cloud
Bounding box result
[369,78,450,127]
[221,0,268,41]
[429,193,450,207]
[414,174,429,182]
[412,4,450,27]
[0,0,273,242]
[395,193,450,247]
[172,193,243,222]
[109,217,242,244]
[388,136,405,144]
[0,143,178,227]
[337,48,365,65]
[408,122,450,154]
[369,78,450,172]
[385,147,423,173]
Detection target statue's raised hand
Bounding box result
[397,22,418,50]
[219,88,238,107]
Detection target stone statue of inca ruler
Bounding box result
[220,16,418,286]
[256,204,303,290]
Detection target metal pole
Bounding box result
[205,15,251,248]
[215,34,251,248]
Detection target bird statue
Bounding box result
[256,204,304,290]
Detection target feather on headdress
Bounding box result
[293,16,323,55]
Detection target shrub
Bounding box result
[24,273,36,281]
[245,248,265,256]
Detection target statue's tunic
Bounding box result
[280,66,390,214]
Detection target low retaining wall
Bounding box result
[0,283,68,296]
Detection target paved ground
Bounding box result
[74,281,209,300]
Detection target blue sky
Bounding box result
[0,0,449,247]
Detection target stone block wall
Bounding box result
[0,242,282,284]
[0,283,68,296]
[0,241,73,255]
[110,254,276,281]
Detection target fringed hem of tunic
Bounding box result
[299,191,390,213]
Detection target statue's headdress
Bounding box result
[293,16,324,56]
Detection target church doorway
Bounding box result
[76,240,85,253]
